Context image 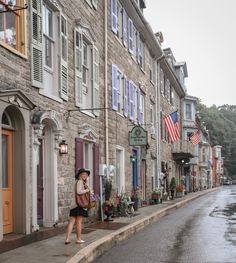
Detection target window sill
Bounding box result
[39,90,63,103]
[80,110,95,118]
[0,41,27,60]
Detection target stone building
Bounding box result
[158,48,189,196]
[0,0,104,240]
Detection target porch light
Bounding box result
[59,140,68,154]
[130,155,136,163]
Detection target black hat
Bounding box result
[76,168,90,179]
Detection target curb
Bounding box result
[67,188,216,263]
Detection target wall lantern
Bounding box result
[130,155,136,163]
[59,140,68,154]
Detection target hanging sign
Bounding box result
[129,126,147,146]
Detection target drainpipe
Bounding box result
[155,54,165,188]
[100,0,109,221]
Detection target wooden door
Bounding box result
[2,129,13,234]
[37,139,43,225]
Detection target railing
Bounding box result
[172,140,195,155]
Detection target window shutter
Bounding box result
[123,75,128,117]
[92,0,97,9]
[60,14,68,101]
[128,18,133,54]
[31,0,43,88]
[93,143,100,195]
[129,80,134,121]
[93,46,100,116]
[137,32,140,64]
[74,27,83,108]
[137,85,141,124]
[111,0,117,34]
[112,64,118,111]
[122,8,127,47]
[75,138,84,172]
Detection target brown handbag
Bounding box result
[75,182,91,208]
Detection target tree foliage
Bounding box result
[197,104,236,179]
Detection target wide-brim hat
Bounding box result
[76,168,90,178]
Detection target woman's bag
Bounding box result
[76,191,91,208]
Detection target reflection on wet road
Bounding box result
[93,186,236,263]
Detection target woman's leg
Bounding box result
[76,216,83,242]
[65,216,76,243]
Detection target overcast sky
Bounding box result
[144,0,236,107]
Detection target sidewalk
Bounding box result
[0,189,216,263]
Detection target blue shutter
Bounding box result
[128,18,133,54]
[123,75,128,117]
[122,8,127,47]
[111,0,117,34]
[112,64,118,111]
[129,80,134,121]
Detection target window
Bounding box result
[84,142,94,189]
[43,5,53,69]
[117,1,122,39]
[202,148,206,163]
[31,0,68,101]
[185,103,192,120]
[85,0,97,9]
[149,55,156,83]
[116,147,125,194]
[0,0,26,54]
[74,27,99,116]
[138,87,145,125]
[160,69,164,94]
[137,34,144,68]
[117,70,123,114]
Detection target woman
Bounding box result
[65,168,92,244]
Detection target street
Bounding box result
[93,186,236,263]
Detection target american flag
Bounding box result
[190,130,201,145]
[164,111,180,142]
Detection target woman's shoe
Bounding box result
[65,241,71,245]
[76,239,85,244]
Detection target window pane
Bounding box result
[2,135,8,188]
[45,38,52,67]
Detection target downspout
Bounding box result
[104,0,109,171]
[155,54,165,188]
[100,0,108,221]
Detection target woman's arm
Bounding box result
[77,180,90,195]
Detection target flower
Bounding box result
[91,194,100,202]
[176,184,184,192]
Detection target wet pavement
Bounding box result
[93,186,236,263]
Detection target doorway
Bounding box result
[2,129,13,234]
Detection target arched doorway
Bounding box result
[32,111,63,230]
[1,107,26,235]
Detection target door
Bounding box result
[141,160,146,200]
[2,129,13,234]
[37,139,44,225]
[132,149,138,190]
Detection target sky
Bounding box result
[144,0,236,107]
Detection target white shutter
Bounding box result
[92,0,97,9]
[60,14,68,101]
[74,27,83,108]
[31,0,43,88]
[93,46,99,116]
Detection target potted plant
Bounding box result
[151,188,162,204]
[176,184,184,198]
[103,178,113,221]
[131,188,140,211]
[169,177,176,200]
